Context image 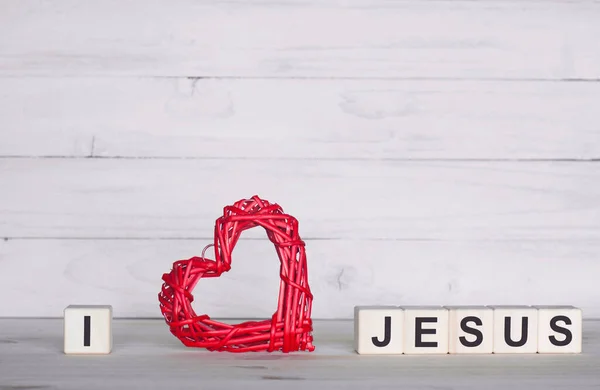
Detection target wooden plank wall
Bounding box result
[1,0,599,318]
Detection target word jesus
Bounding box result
[353,305,582,354]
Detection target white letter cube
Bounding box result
[446,306,494,354]
[354,306,404,354]
[535,305,582,354]
[64,305,113,354]
[401,306,449,354]
[490,305,538,354]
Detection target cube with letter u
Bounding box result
[490,305,538,354]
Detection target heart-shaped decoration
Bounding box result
[158,195,315,353]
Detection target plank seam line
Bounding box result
[0,75,599,83]
[2,237,597,242]
[0,237,438,241]
[1,156,599,162]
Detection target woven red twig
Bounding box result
[158,195,314,353]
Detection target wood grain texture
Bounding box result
[1,319,599,389]
[1,238,599,318]
[1,159,600,318]
[1,0,599,79]
[1,77,599,159]
[1,0,599,321]
[1,159,599,240]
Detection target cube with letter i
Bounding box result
[446,306,494,354]
[401,306,449,354]
[535,305,582,354]
[490,305,538,354]
[354,306,404,354]
[64,305,113,354]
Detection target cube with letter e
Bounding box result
[401,306,449,354]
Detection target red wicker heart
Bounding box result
[158,195,315,353]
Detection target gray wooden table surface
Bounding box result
[1,318,598,389]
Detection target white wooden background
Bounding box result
[1,0,599,319]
